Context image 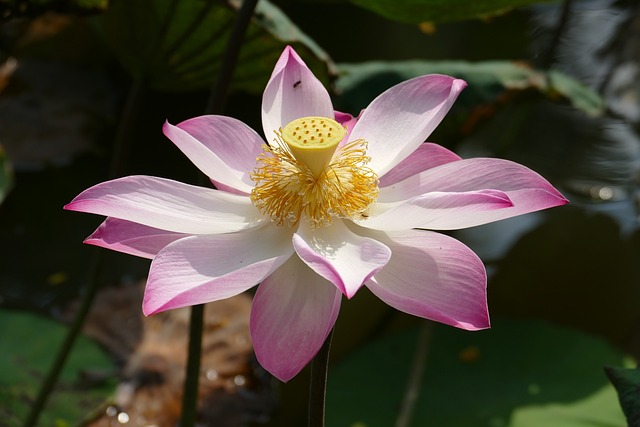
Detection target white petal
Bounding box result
[292,220,391,298]
[65,176,265,234]
[143,224,294,315]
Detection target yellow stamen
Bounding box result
[250,117,378,228]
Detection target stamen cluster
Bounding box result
[250,138,379,227]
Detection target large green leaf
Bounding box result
[0,310,116,426]
[94,0,333,92]
[327,318,627,427]
[334,60,604,117]
[349,0,556,24]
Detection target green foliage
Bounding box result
[349,0,556,23]
[94,0,333,92]
[0,310,115,426]
[335,60,604,117]
[605,365,640,426]
[327,318,627,427]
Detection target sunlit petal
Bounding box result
[65,176,265,234]
[293,220,391,298]
[143,224,294,315]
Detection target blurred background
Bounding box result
[0,0,639,426]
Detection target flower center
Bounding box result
[250,116,379,227]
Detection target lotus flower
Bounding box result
[65,46,568,382]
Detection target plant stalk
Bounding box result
[179,0,259,425]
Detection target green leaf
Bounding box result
[0,310,116,426]
[327,318,627,427]
[0,146,12,205]
[335,60,604,117]
[348,0,556,24]
[94,0,333,92]
[605,365,640,426]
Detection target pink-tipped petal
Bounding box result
[143,224,294,315]
[292,220,391,298]
[357,190,514,231]
[378,157,569,226]
[350,75,466,176]
[361,227,489,330]
[261,46,334,142]
[65,176,264,234]
[85,218,187,259]
[379,143,461,187]
[250,256,341,382]
[163,116,265,194]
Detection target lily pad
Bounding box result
[0,310,116,426]
[348,0,555,24]
[94,0,333,92]
[327,318,627,427]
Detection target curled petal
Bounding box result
[64,176,265,234]
[293,220,391,298]
[378,158,569,226]
[143,224,294,315]
[359,226,489,330]
[261,46,334,143]
[357,190,514,231]
[85,218,187,259]
[164,116,265,194]
[379,143,461,187]
[350,75,466,176]
[251,256,341,382]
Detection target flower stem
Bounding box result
[23,251,103,427]
[205,0,259,114]
[179,304,204,426]
[308,327,335,427]
[178,1,260,425]
[23,76,147,427]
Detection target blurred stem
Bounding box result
[23,77,147,427]
[205,0,260,114]
[23,251,103,427]
[539,0,573,69]
[179,304,204,427]
[179,1,259,426]
[394,321,433,427]
[308,327,335,427]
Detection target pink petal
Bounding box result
[64,176,265,234]
[379,143,461,187]
[357,190,514,231]
[163,116,265,195]
[363,227,489,330]
[261,46,334,143]
[378,158,569,227]
[143,224,294,315]
[250,256,341,382]
[349,75,466,177]
[85,218,187,259]
[293,220,391,298]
